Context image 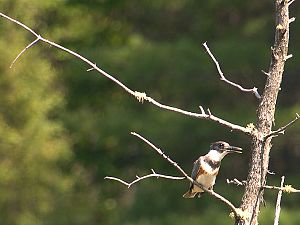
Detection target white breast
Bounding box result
[193,173,217,192]
[193,158,219,192]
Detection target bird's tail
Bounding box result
[182,190,197,198]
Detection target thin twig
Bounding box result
[0,12,253,136]
[105,169,185,188]
[142,97,252,134]
[284,54,293,61]
[265,113,300,139]
[273,176,285,225]
[227,178,247,186]
[199,106,205,115]
[289,17,295,24]
[203,42,261,99]
[130,132,241,218]
[10,36,40,68]
[0,13,134,96]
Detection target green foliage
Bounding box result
[1,0,300,224]
[259,206,300,225]
[0,6,98,225]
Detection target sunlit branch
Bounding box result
[288,0,296,7]
[273,176,285,225]
[203,42,261,99]
[264,184,300,193]
[10,37,40,68]
[265,113,300,139]
[227,178,247,186]
[227,177,300,193]
[105,169,185,188]
[0,12,253,136]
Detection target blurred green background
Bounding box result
[0,1,300,224]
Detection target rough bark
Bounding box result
[236,1,290,224]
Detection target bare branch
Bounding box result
[264,184,300,193]
[273,176,285,225]
[224,177,300,193]
[10,36,40,68]
[261,69,270,77]
[265,113,300,139]
[199,105,205,115]
[87,63,97,72]
[0,13,39,36]
[203,42,261,99]
[284,54,293,61]
[131,132,190,178]
[133,92,252,135]
[130,132,242,219]
[105,169,185,188]
[227,178,247,186]
[0,12,254,136]
[207,108,212,116]
[0,12,135,96]
[288,0,296,7]
[289,17,295,23]
[267,170,276,175]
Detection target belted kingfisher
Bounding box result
[183,141,242,198]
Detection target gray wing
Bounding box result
[191,157,202,180]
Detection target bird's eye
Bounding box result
[219,143,224,148]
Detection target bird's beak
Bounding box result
[224,146,243,154]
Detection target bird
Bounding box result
[183,141,242,198]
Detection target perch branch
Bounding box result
[0,12,253,136]
[203,42,261,99]
[130,132,242,219]
[105,169,185,188]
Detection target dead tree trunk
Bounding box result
[236,1,291,224]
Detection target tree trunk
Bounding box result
[236,1,290,224]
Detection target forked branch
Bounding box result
[105,169,185,188]
[0,12,253,136]
[10,36,40,68]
